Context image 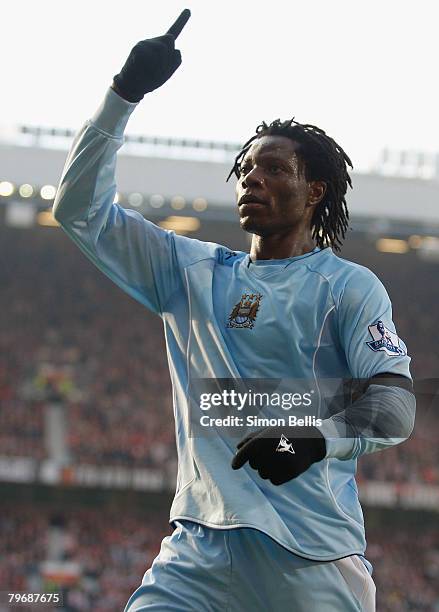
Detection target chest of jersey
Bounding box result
[210,260,338,379]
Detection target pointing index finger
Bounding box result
[167,9,191,40]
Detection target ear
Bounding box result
[307,181,326,207]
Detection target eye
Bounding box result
[239,164,251,176]
[269,165,282,175]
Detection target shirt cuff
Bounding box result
[90,87,138,138]
[316,418,356,460]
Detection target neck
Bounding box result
[249,230,317,261]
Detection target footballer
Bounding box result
[53,10,416,611]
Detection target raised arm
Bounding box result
[53,10,191,315]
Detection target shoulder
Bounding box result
[302,248,391,314]
[304,248,388,307]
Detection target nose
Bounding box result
[241,166,264,188]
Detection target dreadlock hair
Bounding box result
[227,118,353,251]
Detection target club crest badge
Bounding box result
[366,320,406,357]
[227,292,262,329]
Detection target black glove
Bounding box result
[113,9,191,102]
[231,426,326,485]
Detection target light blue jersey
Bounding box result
[53,88,414,561]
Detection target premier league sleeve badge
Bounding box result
[366,320,406,356]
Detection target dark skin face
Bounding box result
[235,135,326,260]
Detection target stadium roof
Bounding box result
[1,132,439,229]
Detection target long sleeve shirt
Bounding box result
[53,88,415,561]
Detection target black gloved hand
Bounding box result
[113,9,191,102]
[231,426,326,485]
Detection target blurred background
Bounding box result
[1,1,438,611]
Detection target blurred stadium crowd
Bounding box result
[0,503,169,612]
[1,225,439,609]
